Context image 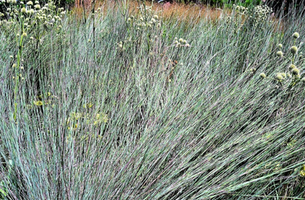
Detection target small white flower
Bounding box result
[276,51,284,57]
[277,44,283,49]
[21,7,26,13]
[292,32,300,39]
[290,46,298,54]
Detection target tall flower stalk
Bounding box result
[13,12,25,122]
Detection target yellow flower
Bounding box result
[68,124,78,131]
[94,113,108,125]
[102,114,108,123]
[70,112,82,120]
[300,170,305,177]
[83,103,93,109]
[33,101,43,106]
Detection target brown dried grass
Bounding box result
[71,0,226,23]
[71,0,286,33]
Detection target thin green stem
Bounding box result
[13,16,24,122]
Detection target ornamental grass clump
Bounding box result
[1,1,305,199]
[0,0,65,120]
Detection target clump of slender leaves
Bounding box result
[0,0,305,199]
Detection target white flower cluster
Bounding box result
[234,5,248,15]
[0,0,65,34]
[259,32,305,86]
[116,5,163,53]
[127,5,161,31]
[249,5,273,25]
[173,37,190,48]
[233,4,273,27]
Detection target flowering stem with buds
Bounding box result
[13,15,25,122]
[91,0,96,59]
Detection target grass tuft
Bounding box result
[0,0,305,199]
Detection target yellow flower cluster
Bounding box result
[66,108,108,131]
[31,92,57,107]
